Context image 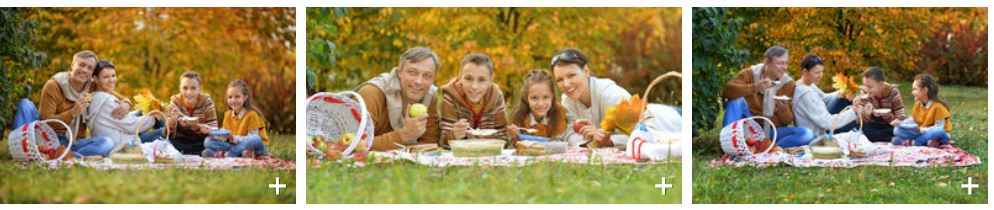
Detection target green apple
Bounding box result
[409,103,428,117]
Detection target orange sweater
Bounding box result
[222,109,270,145]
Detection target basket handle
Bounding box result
[306,91,371,157]
[640,71,682,111]
[39,119,74,161]
[739,116,777,154]
[828,106,865,137]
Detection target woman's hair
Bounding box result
[511,69,563,134]
[93,60,115,77]
[227,80,266,121]
[914,74,948,110]
[800,54,823,71]
[550,48,589,70]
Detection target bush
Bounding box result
[1,8,46,135]
[691,7,749,135]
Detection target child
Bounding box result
[439,52,509,147]
[167,71,219,154]
[203,80,269,158]
[507,70,568,144]
[892,74,951,147]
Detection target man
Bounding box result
[38,50,128,157]
[721,45,814,148]
[354,47,442,151]
[853,67,906,142]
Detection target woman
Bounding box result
[84,60,163,153]
[792,54,859,137]
[551,48,632,148]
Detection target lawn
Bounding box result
[0,134,296,204]
[692,83,988,203]
[307,160,681,203]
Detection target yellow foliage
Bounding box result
[133,89,166,114]
[831,72,859,98]
[601,95,647,135]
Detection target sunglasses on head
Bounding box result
[550,51,583,68]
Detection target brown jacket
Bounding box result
[721,67,797,127]
[356,84,441,151]
[39,79,93,136]
[439,79,508,147]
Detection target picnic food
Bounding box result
[831,72,859,98]
[38,145,73,161]
[811,145,843,159]
[601,95,646,135]
[515,141,546,156]
[338,133,355,146]
[84,92,93,102]
[409,103,428,117]
[773,95,791,101]
[572,121,586,133]
[873,108,891,114]
[450,139,504,157]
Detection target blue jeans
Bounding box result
[139,127,165,143]
[722,98,752,127]
[13,99,39,131]
[774,127,816,148]
[724,98,815,147]
[57,133,116,157]
[893,125,950,146]
[203,134,268,157]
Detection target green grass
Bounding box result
[692,83,988,204]
[0,134,296,204]
[307,160,681,203]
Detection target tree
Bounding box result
[1,8,46,135]
[691,7,749,135]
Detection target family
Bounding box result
[13,50,271,159]
[721,45,952,149]
[354,47,681,151]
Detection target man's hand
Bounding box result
[71,100,90,116]
[111,103,130,120]
[755,79,773,93]
[400,113,428,142]
[775,99,789,112]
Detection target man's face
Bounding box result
[862,76,883,97]
[70,56,96,85]
[764,55,789,80]
[398,59,436,102]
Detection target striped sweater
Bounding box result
[167,93,219,140]
[439,79,508,147]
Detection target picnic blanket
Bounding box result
[41,155,296,170]
[708,143,981,168]
[370,147,677,167]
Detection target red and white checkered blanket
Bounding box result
[42,155,296,170]
[708,143,982,168]
[371,147,675,167]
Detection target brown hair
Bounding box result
[550,48,589,70]
[460,52,494,74]
[181,70,203,85]
[227,80,266,122]
[512,69,563,134]
[73,50,99,69]
[914,74,948,110]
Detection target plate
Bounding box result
[773,95,791,100]
[873,109,891,114]
[467,129,499,136]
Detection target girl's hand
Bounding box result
[197,124,212,134]
[890,119,901,127]
[226,134,238,144]
[507,124,520,137]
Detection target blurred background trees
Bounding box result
[1,8,296,135]
[692,7,987,133]
[306,7,683,108]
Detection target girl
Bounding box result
[507,70,568,144]
[439,52,509,147]
[203,80,269,158]
[166,71,219,154]
[892,74,951,147]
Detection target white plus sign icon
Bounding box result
[961,177,979,195]
[269,177,287,195]
[654,177,673,195]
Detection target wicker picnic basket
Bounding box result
[7,119,75,163]
[306,91,375,158]
[720,116,778,157]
